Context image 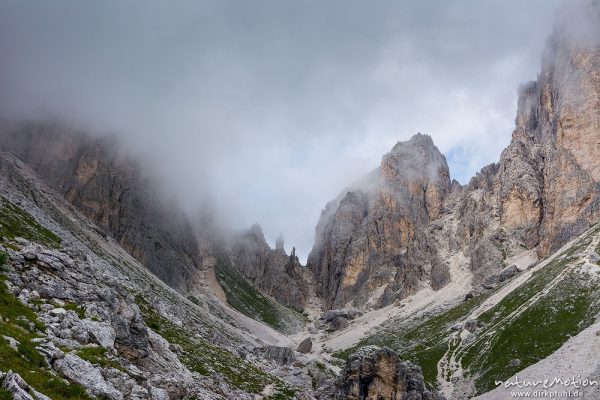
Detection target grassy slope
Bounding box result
[332,225,600,396]
[0,197,295,399]
[457,226,600,394]
[0,199,90,398]
[0,275,92,399]
[136,296,297,400]
[214,255,303,334]
[332,288,493,387]
[0,196,61,249]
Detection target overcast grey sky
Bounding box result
[0,0,563,260]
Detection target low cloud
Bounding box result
[0,0,563,261]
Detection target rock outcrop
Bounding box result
[0,371,52,400]
[335,346,445,400]
[258,345,296,366]
[0,123,202,292]
[499,0,600,258]
[308,134,451,309]
[230,224,309,311]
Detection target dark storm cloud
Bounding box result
[0,0,564,260]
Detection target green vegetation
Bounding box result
[457,230,600,394]
[0,252,7,273]
[186,295,201,306]
[136,296,296,399]
[0,276,91,399]
[0,388,12,400]
[0,197,61,248]
[214,256,302,333]
[63,302,86,319]
[332,289,491,386]
[76,345,123,371]
[331,225,600,396]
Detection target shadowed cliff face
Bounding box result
[0,122,202,292]
[307,134,452,310]
[229,224,309,312]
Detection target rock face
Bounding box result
[308,133,451,309]
[0,123,310,320]
[259,345,296,366]
[451,0,600,281]
[4,242,197,398]
[498,0,600,258]
[230,224,309,311]
[335,346,444,400]
[0,123,202,292]
[310,0,600,310]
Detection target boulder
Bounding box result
[80,318,116,348]
[335,346,445,399]
[464,320,478,332]
[0,370,52,400]
[297,337,313,354]
[54,353,123,399]
[260,346,295,365]
[330,316,349,331]
[321,309,362,322]
[508,359,522,367]
[499,265,519,282]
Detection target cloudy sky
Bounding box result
[0,0,563,260]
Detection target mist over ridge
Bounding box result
[0,0,567,261]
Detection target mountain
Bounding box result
[0,1,598,399]
[230,225,309,312]
[0,122,202,292]
[325,1,600,398]
[310,0,600,312]
[0,121,309,316]
[498,0,600,258]
[307,133,452,310]
[0,151,291,399]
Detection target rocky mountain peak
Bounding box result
[308,133,452,309]
[310,0,600,310]
[491,0,600,258]
[382,133,448,181]
[388,132,436,155]
[248,223,266,240]
[230,224,309,312]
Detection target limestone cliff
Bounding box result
[307,134,452,309]
[501,0,600,258]
[454,0,600,274]
[335,346,445,400]
[0,122,203,292]
[230,224,309,312]
[311,0,600,310]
